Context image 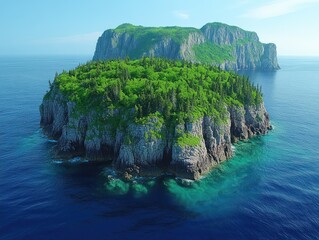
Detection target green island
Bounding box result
[41,58,270,180]
[93,22,280,70]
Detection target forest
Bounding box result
[47,57,263,128]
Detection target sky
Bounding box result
[1,0,319,56]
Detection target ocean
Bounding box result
[0,55,319,240]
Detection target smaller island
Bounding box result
[40,58,271,180]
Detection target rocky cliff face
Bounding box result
[40,88,271,180]
[93,30,138,60]
[93,23,279,71]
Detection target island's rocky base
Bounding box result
[40,88,271,180]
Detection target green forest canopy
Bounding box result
[47,58,263,128]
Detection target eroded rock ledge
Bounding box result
[40,88,271,180]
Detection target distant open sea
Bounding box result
[1,55,319,240]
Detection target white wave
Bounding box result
[52,160,63,164]
[100,168,117,178]
[175,177,195,185]
[68,157,89,163]
[231,145,236,151]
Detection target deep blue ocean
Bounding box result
[1,56,319,240]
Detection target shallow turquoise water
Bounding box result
[0,56,319,239]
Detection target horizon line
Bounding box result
[1,54,319,58]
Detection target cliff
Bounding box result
[93,23,279,71]
[40,58,271,180]
[41,94,270,180]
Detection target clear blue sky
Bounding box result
[1,0,319,56]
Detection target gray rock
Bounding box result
[202,115,232,163]
[170,119,210,180]
[229,103,270,142]
[40,88,68,138]
[148,38,180,59]
[93,30,138,60]
[114,117,166,176]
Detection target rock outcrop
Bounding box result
[93,23,280,71]
[40,88,271,180]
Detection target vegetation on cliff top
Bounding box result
[46,58,263,129]
[114,23,200,44]
[113,23,200,58]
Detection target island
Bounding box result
[40,58,271,180]
[93,22,280,71]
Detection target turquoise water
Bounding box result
[0,56,319,239]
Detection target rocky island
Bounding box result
[93,22,279,71]
[40,58,271,180]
